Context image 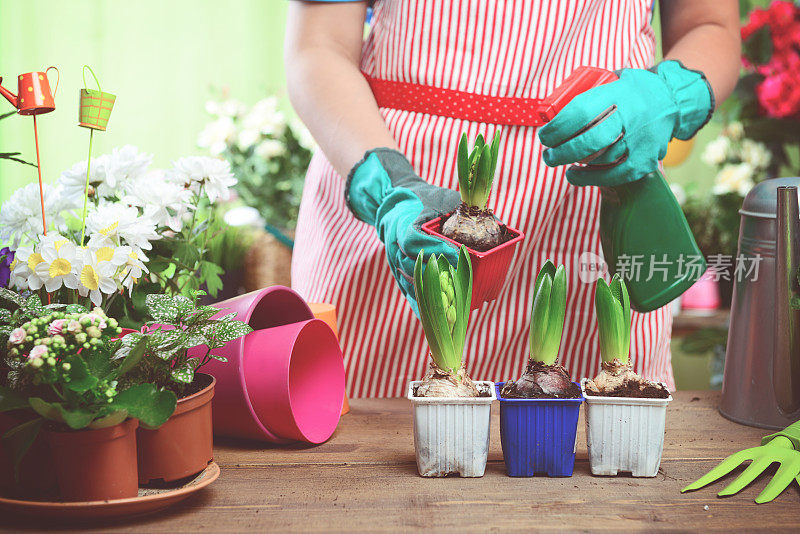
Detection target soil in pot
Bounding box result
[441,204,516,252]
[412,361,491,398]
[137,373,215,485]
[500,360,581,399]
[584,359,670,399]
[47,418,139,502]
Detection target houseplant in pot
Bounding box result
[407,246,495,477]
[0,304,176,501]
[496,261,584,477]
[421,132,524,307]
[118,291,253,484]
[582,275,672,477]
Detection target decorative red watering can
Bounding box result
[0,67,59,115]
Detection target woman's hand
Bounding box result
[347,149,461,315]
[539,0,740,187]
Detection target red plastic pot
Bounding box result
[46,418,139,502]
[136,374,215,485]
[190,287,346,444]
[421,216,524,308]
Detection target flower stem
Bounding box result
[79,129,95,245]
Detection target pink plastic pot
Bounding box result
[421,216,524,308]
[680,268,720,311]
[190,287,345,444]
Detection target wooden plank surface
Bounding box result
[4,391,800,532]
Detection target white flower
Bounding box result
[0,183,72,247]
[197,116,236,155]
[86,234,131,266]
[205,99,246,119]
[713,163,756,197]
[120,247,149,294]
[224,206,265,228]
[104,145,152,191]
[8,328,25,344]
[35,237,80,292]
[85,202,159,250]
[254,139,286,160]
[242,97,286,137]
[723,121,744,141]
[289,117,316,150]
[237,128,261,151]
[29,345,47,360]
[122,170,193,232]
[701,136,731,166]
[669,183,687,205]
[77,250,118,306]
[740,139,771,170]
[57,155,113,202]
[171,156,237,204]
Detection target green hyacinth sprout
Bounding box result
[413,246,473,373]
[528,261,567,365]
[594,274,632,364]
[456,131,500,210]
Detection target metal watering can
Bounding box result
[0,67,58,115]
[721,178,800,429]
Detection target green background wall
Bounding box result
[0,0,289,201]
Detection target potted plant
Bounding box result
[496,261,584,477]
[421,132,524,307]
[582,275,672,477]
[0,303,176,501]
[118,292,252,484]
[407,246,495,477]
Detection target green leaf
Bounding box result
[22,295,45,318]
[116,335,148,378]
[595,278,624,364]
[2,418,43,481]
[421,254,457,371]
[203,320,253,348]
[88,410,128,429]
[0,386,29,412]
[170,362,195,384]
[29,398,94,429]
[0,287,25,307]
[0,308,11,324]
[489,130,500,182]
[199,261,224,298]
[456,132,470,198]
[63,356,99,393]
[450,246,472,360]
[145,294,194,323]
[529,272,552,362]
[114,384,177,429]
[541,265,567,365]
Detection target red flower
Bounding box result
[756,67,800,118]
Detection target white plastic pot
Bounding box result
[407,381,496,477]
[581,379,672,477]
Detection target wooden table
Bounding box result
[6,391,800,532]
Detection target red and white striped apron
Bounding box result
[292,0,675,398]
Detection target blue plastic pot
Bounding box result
[496,382,584,477]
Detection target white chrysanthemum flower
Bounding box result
[243,97,286,137]
[105,145,152,191]
[723,121,744,141]
[0,183,72,247]
[713,163,756,197]
[77,250,119,307]
[197,116,236,155]
[254,138,286,160]
[701,136,731,167]
[205,99,246,119]
[119,246,149,294]
[740,139,771,170]
[57,154,114,202]
[237,128,261,151]
[85,202,159,250]
[171,156,237,204]
[35,238,80,292]
[122,169,193,232]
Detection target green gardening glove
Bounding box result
[346,148,461,315]
[539,60,714,186]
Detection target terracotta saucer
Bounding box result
[0,461,219,520]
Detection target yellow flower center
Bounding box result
[9,258,17,270]
[96,246,115,262]
[27,253,44,271]
[49,258,72,278]
[80,265,100,291]
[100,222,119,236]
[54,239,68,252]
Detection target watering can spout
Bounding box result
[774,186,800,414]
[0,78,18,109]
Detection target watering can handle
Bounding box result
[82,65,102,92]
[45,66,59,97]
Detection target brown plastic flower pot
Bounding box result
[421,216,524,309]
[0,411,58,498]
[46,418,139,502]
[136,374,215,485]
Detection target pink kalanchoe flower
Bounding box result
[67,320,82,334]
[8,327,25,345]
[48,319,67,336]
[29,345,48,359]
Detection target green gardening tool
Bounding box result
[682,420,800,504]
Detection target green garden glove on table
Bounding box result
[346,148,461,315]
[539,60,714,186]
